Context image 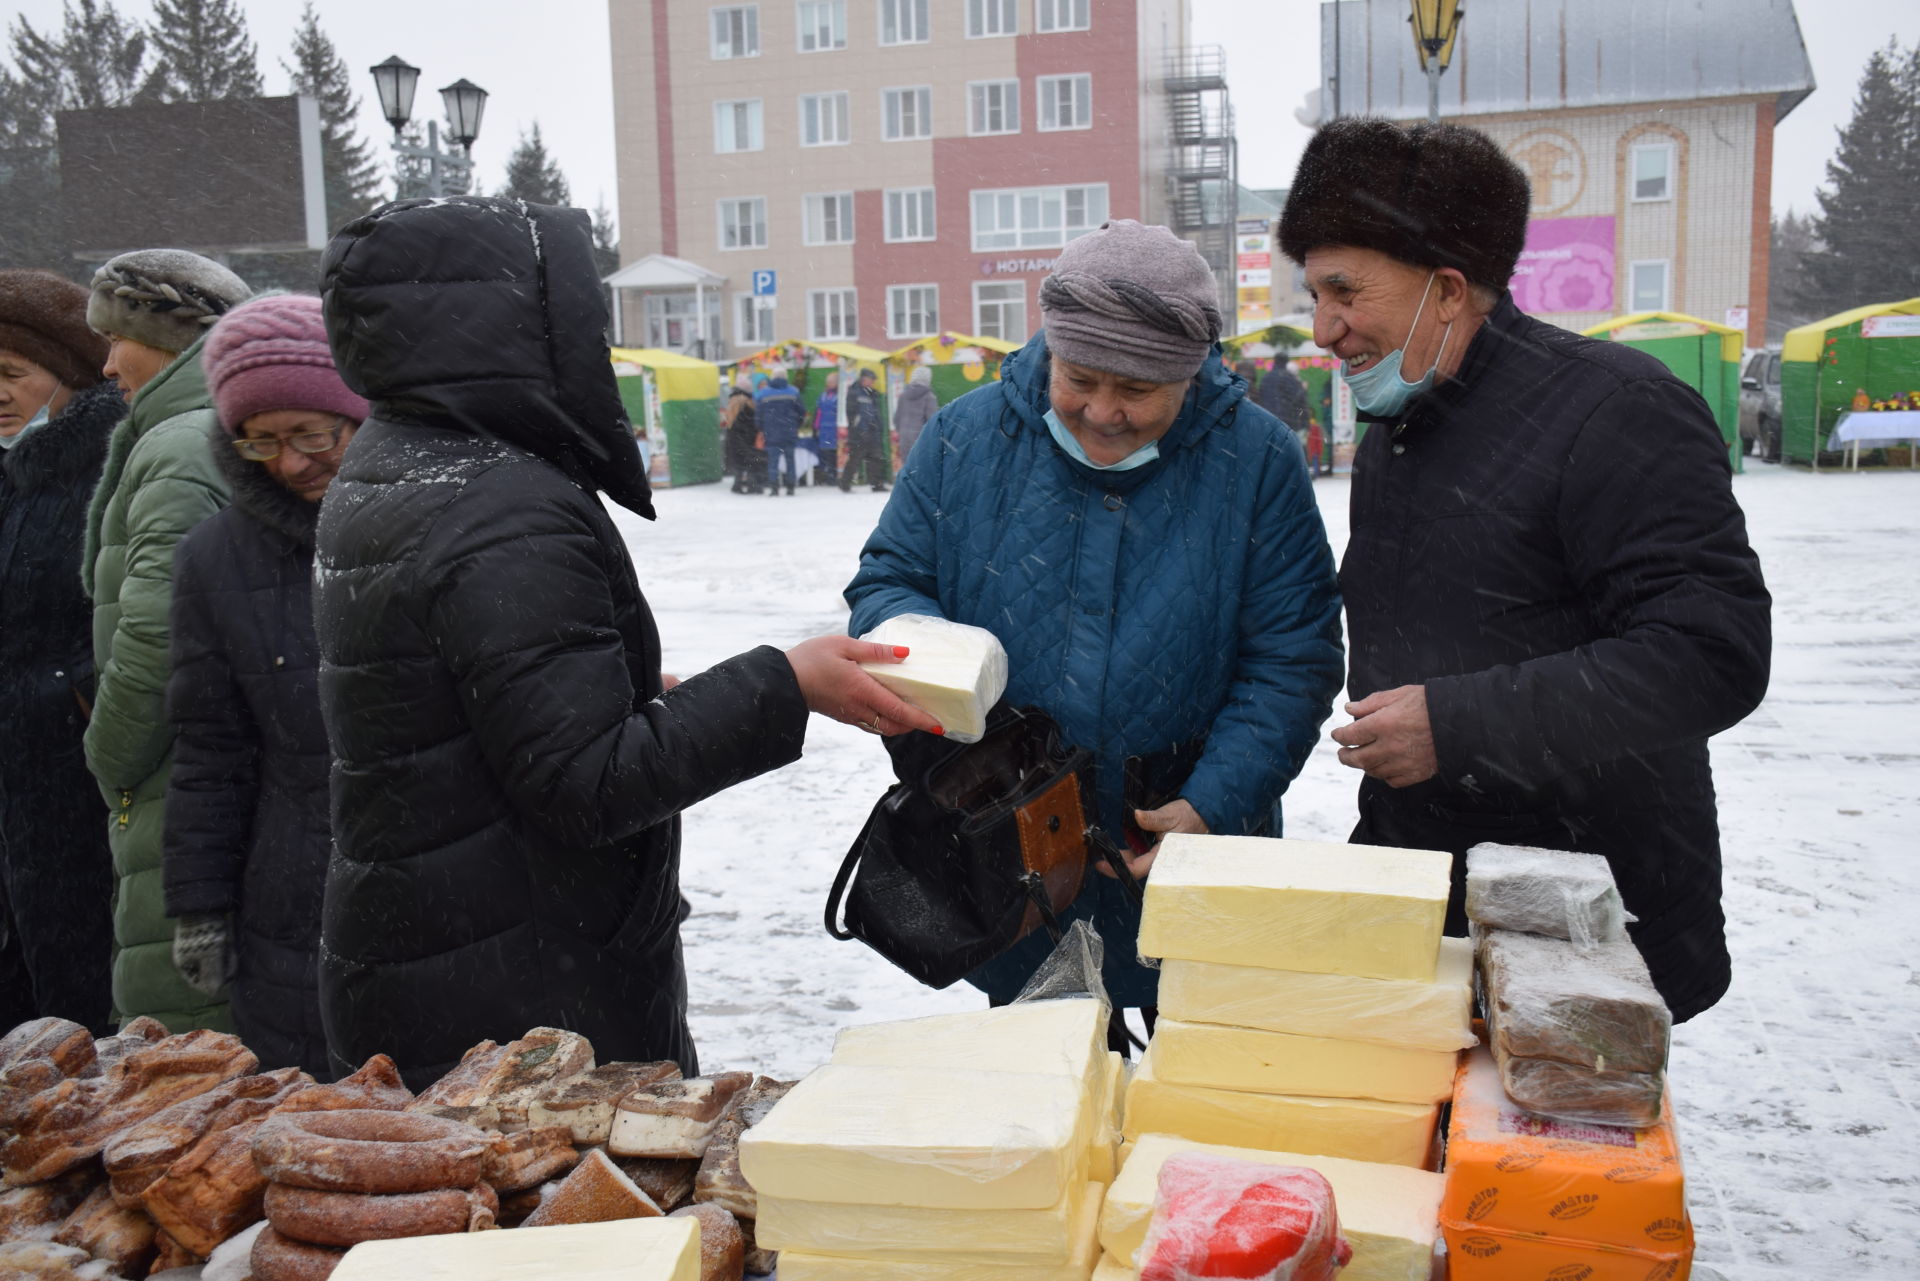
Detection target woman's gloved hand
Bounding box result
[171,913,234,998]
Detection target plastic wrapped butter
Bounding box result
[738,1063,1092,1210]
[329,1217,697,1280]
[757,1180,1102,1264]
[1148,1020,1458,1106]
[1123,1042,1438,1168]
[774,1179,1102,1279]
[1156,937,1477,1053]
[1102,1134,1443,1280]
[858,613,1008,742]
[1094,1255,1133,1280]
[1137,836,1451,981]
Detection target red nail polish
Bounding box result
[893,646,910,657]
[931,726,945,736]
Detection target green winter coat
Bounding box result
[83,335,233,1034]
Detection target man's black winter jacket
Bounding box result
[1342,295,1770,1023]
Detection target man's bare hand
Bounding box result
[784,637,944,737]
[1096,798,1208,880]
[1330,684,1437,788]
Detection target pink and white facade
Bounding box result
[607,0,1191,354]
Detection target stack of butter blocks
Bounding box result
[740,999,1120,1279]
[331,1216,702,1280]
[1129,835,1471,1170]
[1465,843,1671,1128]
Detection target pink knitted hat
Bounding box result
[202,293,368,433]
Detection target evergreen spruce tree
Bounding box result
[499,123,571,206]
[147,0,262,102]
[1809,41,1920,310]
[283,2,382,233]
[591,198,619,279]
[1768,211,1826,336]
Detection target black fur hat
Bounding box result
[1279,118,1531,291]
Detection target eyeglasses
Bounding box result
[232,420,350,462]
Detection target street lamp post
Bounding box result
[1407,0,1464,123]
[369,55,489,198]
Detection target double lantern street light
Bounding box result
[1407,0,1465,123]
[368,56,489,198]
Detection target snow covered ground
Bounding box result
[611,458,1919,1279]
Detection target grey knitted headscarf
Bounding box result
[86,249,252,354]
[1039,220,1221,384]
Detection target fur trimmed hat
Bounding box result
[202,294,368,433]
[86,249,252,354]
[0,270,109,389]
[1279,119,1531,291]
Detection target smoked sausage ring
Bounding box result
[250,1225,348,1281]
[251,1109,491,1194]
[264,1182,499,1246]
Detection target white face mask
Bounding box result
[1044,408,1161,471]
[0,402,51,450]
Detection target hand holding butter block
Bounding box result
[857,614,1008,743]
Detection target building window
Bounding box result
[713,99,763,153]
[1037,74,1091,131]
[883,86,932,140]
[803,192,855,245]
[1036,0,1089,31]
[735,292,774,346]
[973,281,1028,340]
[1630,142,1673,202]
[718,197,767,250]
[1630,260,1670,311]
[970,183,1108,251]
[889,284,939,339]
[796,0,846,51]
[879,0,930,44]
[809,288,858,340]
[886,187,936,242]
[800,92,851,145]
[711,6,759,58]
[967,0,1016,37]
[968,80,1019,135]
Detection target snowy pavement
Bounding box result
[610,459,1919,1279]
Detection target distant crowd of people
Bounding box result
[721,362,939,495]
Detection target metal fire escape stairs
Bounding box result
[1164,46,1238,322]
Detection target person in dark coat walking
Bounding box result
[755,366,804,496]
[839,366,888,491]
[723,376,762,493]
[892,365,938,464]
[1254,353,1318,473]
[162,294,369,1077]
[0,270,118,1032]
[1282,119,1770,1023]
[313,196,939,1087]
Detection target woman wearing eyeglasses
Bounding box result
[161,294,367,1076]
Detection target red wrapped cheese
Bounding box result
[1139,1153,1353,1281]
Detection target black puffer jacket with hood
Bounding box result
[315,197,809,1087]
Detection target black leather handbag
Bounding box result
[825,704,1140,989]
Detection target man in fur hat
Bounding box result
[1281,119,1770,1023]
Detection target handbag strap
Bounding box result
[1088,825,1144,905]
[825,795,889,942]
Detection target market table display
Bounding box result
[1827,408,1920,469]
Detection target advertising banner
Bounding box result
[1510,217,1615,315]
[1237,230,1275,331]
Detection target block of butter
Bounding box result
[1090,1050,1125,1185]
[1149,1019,1458,1105]
[739,1063,1091,1210]
[1102,1133,1443,1280]
[1136,836,1451,981]
[330,1216,697,1280]
[857,613,1008,743]
[774,1181,1100,1281]
[757,1180,1102,1264]
[1123,1042,1438,1168]
[1156,936,1477,1052]
[1093,1254,1132,1281]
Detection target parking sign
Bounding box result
[752,270,777,297]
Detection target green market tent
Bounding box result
[1221,323,1314,356]
[1581,312,1744,472]
[1780,298,1920,467]
[1221,324,1344,449]
[886,332,1017,407]
[609,347,723,486]
[723,339,897,486]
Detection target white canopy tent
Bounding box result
[603,253,727,356]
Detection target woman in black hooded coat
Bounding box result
[313,196,937,1088]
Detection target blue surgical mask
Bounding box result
[1342,272,1453,419]
[0,402,51,451]
[1045,408,1160,471]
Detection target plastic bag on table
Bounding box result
[1464,843,1633,949]
[1013,919,1112,1014]
[1138,1153,1354,1281]
[857,613,1009,743]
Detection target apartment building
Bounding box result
[607,0,1192,354]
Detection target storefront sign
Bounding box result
[1510,216,1615,315]
[1614,321,1707,342]
[979,257,1058,275]
[1863,315,1920,339]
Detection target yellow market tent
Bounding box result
[1780,298,1920,467]
[886,332,1017,407]
[722,339,896,486]
[1580,312,1744,471]
[609,346,723,486]
[1221,323,1314,356]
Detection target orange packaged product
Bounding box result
[1443,1223,1690,1281]
[1440,1047,1693,1257]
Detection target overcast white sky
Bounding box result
[9,0,1917,225]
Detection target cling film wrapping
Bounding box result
[754,1179,1102,1263]
[1135,1153,1352,1280]
[1136,836,1451,981]
[1463,842,1632,947]
[857,613,1008,743]
[1439,1047,1692,1259]
[1155,937,1478,1053]
[1148,1019,1458,1106]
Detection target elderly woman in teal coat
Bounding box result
[846,221,1344,1044]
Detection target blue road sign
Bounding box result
[752,270,777,297]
